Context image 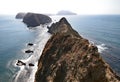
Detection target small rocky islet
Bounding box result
[25,50,34,53]
[16,60,34,67]
[16,43,35,67]
[27,43,34,46]
[16,60,26,66]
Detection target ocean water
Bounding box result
[68,15,120,75]
[0,15,120,82]
[0,15,51,82]
[0,15,36,82]
[14,27,51,82]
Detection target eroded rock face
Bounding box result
[23,13,52,27]
[35,18,120,82]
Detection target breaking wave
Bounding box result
[14,26,51,82]
[97,43,108,53]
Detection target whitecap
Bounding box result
[97,44,108,53]
[14,25,51,82]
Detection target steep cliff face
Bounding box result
[23,13,52,27]
[35,18,120,82]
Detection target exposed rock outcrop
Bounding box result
[35,17,120,82]
[27,43,34,46]
[16,60,26,66]
[25,50,33,53]
[29,63,34,66]
[23,13,52,27]
[15,12,26,19]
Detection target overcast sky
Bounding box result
[0,0,120,15]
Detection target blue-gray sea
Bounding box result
[0,15,120,82]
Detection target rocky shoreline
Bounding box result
[35,17,120,82]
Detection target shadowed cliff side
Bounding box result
[35,17,120,82]
[23,13,52,27]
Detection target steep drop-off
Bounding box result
[35,17,120,82]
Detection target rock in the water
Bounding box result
[15,12,26,19]
[16,60,26,66]
[23,13,52,27]
[25,50,33,53]
[29,63,34,66]
[27,43,34,46]
[35,17,120,82]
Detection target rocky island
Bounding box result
[23,13,52,27]
[35,17,120,82]
[57,10,77,15]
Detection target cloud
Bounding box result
[0,0,120,14]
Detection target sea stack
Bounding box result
[23,13,52,27]
[35,17,120,82]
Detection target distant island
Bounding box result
[16,12,52,27]
[57,10,77,15]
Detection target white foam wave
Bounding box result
[97,44,108,53]
[14,25,51,82]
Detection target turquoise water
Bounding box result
[0,15,120,82]
[0,15,37,82]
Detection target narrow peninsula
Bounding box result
[35,18,120,82]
